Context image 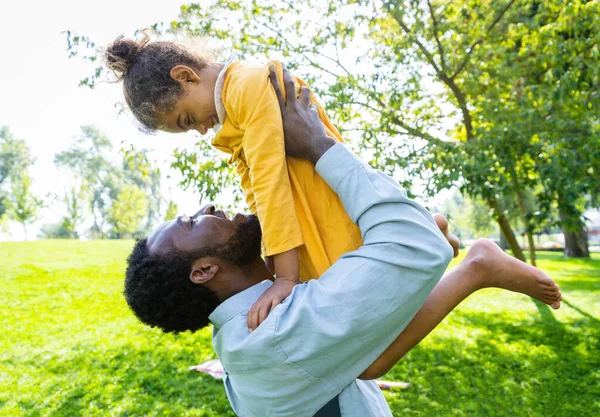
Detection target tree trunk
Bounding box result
[515,188,536,266]
[526,232,537,266]
[559,209,590,258]
[561,224,590,258]
[499,227,509,250]
[22,223,28,241]
[487,197,526,262]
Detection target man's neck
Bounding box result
[214,258,274,302]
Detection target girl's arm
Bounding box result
[273,248,300,283]
[248,247,300,331]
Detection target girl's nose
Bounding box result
[199,125,208,135]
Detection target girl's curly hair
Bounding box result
[104,30,212,132]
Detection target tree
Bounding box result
[121,145,164,233]
[39,222,74,239]
[60,183,90,239]
[1,127,33,217]
[107,185,148,238]
[7,171,43,240]
[55,126,124,238]
[467,0,600,259]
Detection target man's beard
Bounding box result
[196,214,262,267]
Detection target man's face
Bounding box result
[147,204,262,266]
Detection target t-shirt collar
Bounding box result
[213,54,236,134]
[209,280,273,328]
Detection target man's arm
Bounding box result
[268,68,454,389]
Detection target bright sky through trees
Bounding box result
[0,0,206,239]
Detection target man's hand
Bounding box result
[268,65,336,165]
[247,278,297,331]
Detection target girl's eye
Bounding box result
[186,117,191,127]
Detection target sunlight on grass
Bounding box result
[1,241,598,416]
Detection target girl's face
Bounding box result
[160,65,221,135]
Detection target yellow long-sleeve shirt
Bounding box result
[212,61,362,281]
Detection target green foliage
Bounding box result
[55,126,124,238]
[6,171,43,239]
[164,199,179,221]
[436,191,497,239]
[38,221,78,239]
[121,145,164,233]
[58,183,90,239]
[108,185,149,238]
[171,138,242,207]
[55,126,165,238]
[0,126,34,217]
[1,241,598,416]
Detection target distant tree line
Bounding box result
[0,125,178,240]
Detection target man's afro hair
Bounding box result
[124,238,220,333]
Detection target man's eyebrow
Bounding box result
[177,114,185,131]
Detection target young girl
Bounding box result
[105,33,385,327]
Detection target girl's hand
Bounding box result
[247,278,297,331]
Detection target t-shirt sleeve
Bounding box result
[225,63,304,256]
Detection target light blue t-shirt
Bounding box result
[209,144,454,417]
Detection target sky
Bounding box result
[0,0,210,240]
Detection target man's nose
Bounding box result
[198,204,215,216]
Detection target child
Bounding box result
[105,33,400,328]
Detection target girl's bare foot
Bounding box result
[463,239,562,309]
[433,213,460,258]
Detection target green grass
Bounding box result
[1,241,599,416]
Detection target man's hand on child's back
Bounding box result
[268,65,336,165]
[247,278,297,331]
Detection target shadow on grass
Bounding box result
[384,309,600,417]
[29,343,235,417]
[562,298,600,324]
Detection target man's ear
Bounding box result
[190,260,220,285]
[170,65,201,84]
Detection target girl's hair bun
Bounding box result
[104,32,150,80]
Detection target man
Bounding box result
[124,68,562,417]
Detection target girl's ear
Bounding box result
[170,65,201,84]
[190,260,220,285]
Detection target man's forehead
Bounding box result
[147,220,175,254]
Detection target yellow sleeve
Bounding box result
[225,63,304,256]
[236,161,257,215]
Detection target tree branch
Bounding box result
[426,0,447,71]
[389,5,443,76]
[388,115,449,147]
[451,0,518,80]
[387,3,473,140]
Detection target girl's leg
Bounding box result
[360,239,562,379]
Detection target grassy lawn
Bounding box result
[1,241,599,417]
